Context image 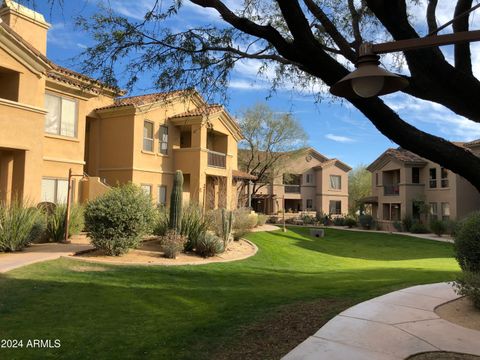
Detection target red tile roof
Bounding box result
[232,169,257,180]
[169,104,223,119]
[96,90,194,110]
[384,148,426,163]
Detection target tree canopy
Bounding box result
[348,165,372,215]
[76,0,480,190]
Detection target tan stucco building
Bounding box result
[366,143,480,230]
[0,0,245,210]
[248,148,351,215]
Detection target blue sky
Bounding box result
[32,0,480,168]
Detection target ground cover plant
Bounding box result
[0,227,459,359]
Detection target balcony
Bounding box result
[285,185,301,193]
[207,150,226,168]
[384,184,400,196]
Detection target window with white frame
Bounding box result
[44,93,77,137]
[306,199,313,209]
[143,121,154,152]
[158,185,167,206]
[305,173,311,183]
[441,202,450,221]
[430,202,438,220]
[141,184,152,197]
[441,168,449,188]
[330,175,341,190]
[329,200,341,215]
[41,178,69,203]
[159,125,168,155]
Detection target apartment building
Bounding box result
[0,0,246,210]
[366,144,480,230]
[247,148,351,215]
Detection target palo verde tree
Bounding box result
[74,0,480,191]
[237,103,308,197]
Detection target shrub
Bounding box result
[454,271,480,309]
[410,221,429,234]
[333,217,346,226]
[358,214,373,229]
[195,232,224,258]
[454,212,480,273]
[162,230,187,259]
[344,217,357,228]
[0,201,45,252]
[393,221,403,232]
[85,183,155,256]
[447,220,460,237]
[153,206,169,237]
[257,214,268,227]
[402,216,413,232]
[430,219,447,237]
[232,208,255,240]
[181,203,209,252]
[45,204,84,242]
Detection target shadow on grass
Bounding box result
[265,226,456,261]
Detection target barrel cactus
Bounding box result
[169,170,184,232]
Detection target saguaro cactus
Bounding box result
[169,170,184,232]
[220,208,233,248]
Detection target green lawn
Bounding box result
[0,228,459,359]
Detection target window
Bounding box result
[305,174,311,183]
[306,199,313,209]
[441,202,450,221]
[329,200,341,215]
[441,168,449,188]
[430,202,438,220]
[41,178,69,204]
[376,172,379,186]
[141,184,152,197]
[143,121,154,151]
[383,203,401,221]
[159,125,168,155]
[158,185,167,206]
[429,168,437,188]
[283,173,301,185]
[330,175,342,190]
[44,93,77,137]
[412,167,420,184]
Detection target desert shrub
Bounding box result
[181,204,209,252]
[162,230,187,259]
[402,216,413,232]
[257,214,268,227]
[454,212,480,272]
[454,271,480,309]
[333,217,346,226]
[195,232,224,258]
[45,204,84,242]
[153,206,169,237]
[393,221,403,232]
[85,183,155,256]
[232,208,255,240]
[358,214,373,229]
[447,220,460,237]
[0,202,45,252]
[410,221,429,234]
[301,215,316,225]
[344,217,357,228]
[430,219,447,237]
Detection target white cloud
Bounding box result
[325,134,355,143]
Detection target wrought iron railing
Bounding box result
[207,150,226,168]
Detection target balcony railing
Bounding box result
[207,150,226,168]
[284,185,301,193]
[384,184,400,196]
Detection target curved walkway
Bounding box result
[283,282,480,360]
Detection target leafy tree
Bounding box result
[73,0,480,191]
[237,103,307,197]
[348,165,372,215]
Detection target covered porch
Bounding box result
[0,147,26,204]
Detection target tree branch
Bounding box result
[347,0,363,48]
[453,0,473,75]
[426,0,438,34]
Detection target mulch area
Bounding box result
[211,298,353,360]
[435,296,480,331]
[407,352,480,360]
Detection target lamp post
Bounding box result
[330,30,480,98]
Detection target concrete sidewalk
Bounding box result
[283,283,480,359]
[0,237,92,273]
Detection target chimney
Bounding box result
[0,0,50,55]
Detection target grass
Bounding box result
[0,227,459,359]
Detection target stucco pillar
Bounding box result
[0,151,14,204]
[11,151,26,202]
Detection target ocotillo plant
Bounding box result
[169,170,183,232]
[220,208,233,248]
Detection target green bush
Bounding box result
[85,183,155,256]
[232,208,255,240]
[153,206,169,237]
[257,214,268,227]
[0,201,45,252]
[410,221,429,234]
[195,232,224,258]
[454,271,480,309]
[45,204,84,242]
[333,217,346,226]
[393,221,403,232]
[454,212,480,272]
[402,216,413,232]
[162,230,187,259]
[181,204,209,251]
[430,219,447,237]
[358,214,373,229]
[447,220,460,237]
[301,215,316,225]
[344,217,357,228]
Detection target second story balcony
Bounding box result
[207,150,226,168]
[384,184,400,196]
[285,185,301,193]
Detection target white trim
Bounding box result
[0,97,47,114]
[43,157,85,165]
